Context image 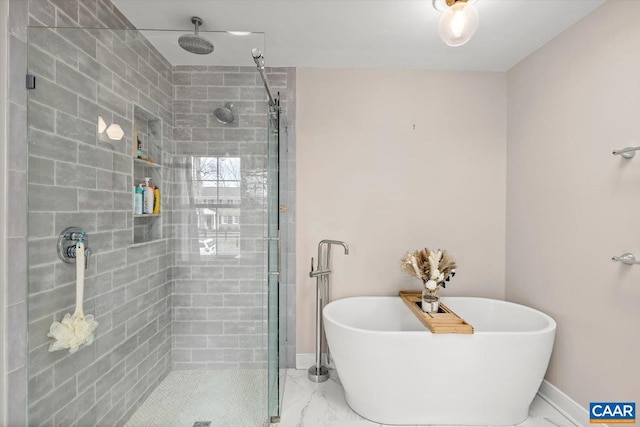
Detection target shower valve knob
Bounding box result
[63,245,91,270]
[57,226,90,268]
[66,246,77,258]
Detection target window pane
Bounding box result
[192,156,241,257]
[219,157,240,180]
[220,180,240,188]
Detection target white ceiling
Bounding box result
[112,0,605,71]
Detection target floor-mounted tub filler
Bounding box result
[323,296,556,426]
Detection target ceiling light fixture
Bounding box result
[433,0,479,47]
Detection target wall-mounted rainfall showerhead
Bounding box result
[214,103,234,124]
[178,17,214,55]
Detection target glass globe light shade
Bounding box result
[438,1,479,47]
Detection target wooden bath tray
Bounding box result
[399,291,474,334]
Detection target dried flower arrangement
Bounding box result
[401,248,457,296]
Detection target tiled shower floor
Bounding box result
[125,369,267,427]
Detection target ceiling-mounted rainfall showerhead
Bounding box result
[178,16,214,55]
[214,103,234,124]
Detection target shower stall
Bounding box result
[25,23,290,427]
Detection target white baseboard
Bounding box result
[295,353,335,370]
[537,380,603,426]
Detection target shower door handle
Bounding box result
[265,235,280,277]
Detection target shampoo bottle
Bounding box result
[134,184,143,215]
[143,178,154,214]
[136,136,142,158]
[153,187,160,214]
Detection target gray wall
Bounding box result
[25,1,174,426]
[170,65,296,369]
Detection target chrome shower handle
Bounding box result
[264,235,280,276]
[57,226,91,269]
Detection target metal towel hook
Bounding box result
[612,146,640,159]
[612,252,640,265]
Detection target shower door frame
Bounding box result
[0,2,9,424]
[267,102,282,423]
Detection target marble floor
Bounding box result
[278,369,579,427]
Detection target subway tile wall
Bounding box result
[5,0,30,425]
[281,68,297,369]
[3,0,297,425]
[170,65,296,369]
[25,2,174,426]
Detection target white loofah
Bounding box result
[48,312,98,353]
[47,241,98,353]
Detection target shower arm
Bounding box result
[251,49,277,108]
[258,67,276,108]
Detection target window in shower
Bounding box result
[192,156,241,257]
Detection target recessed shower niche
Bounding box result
[132,105,163,245]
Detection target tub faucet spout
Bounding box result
[320,239,349,256]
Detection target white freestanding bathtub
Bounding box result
[323,297,556,426]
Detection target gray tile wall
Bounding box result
[3,1,297,425]
[5,0,29,425]
[280,67,296,369]
[170,66,296,369]
[25,1,174,426]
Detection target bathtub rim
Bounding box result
[323,296,557,336]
